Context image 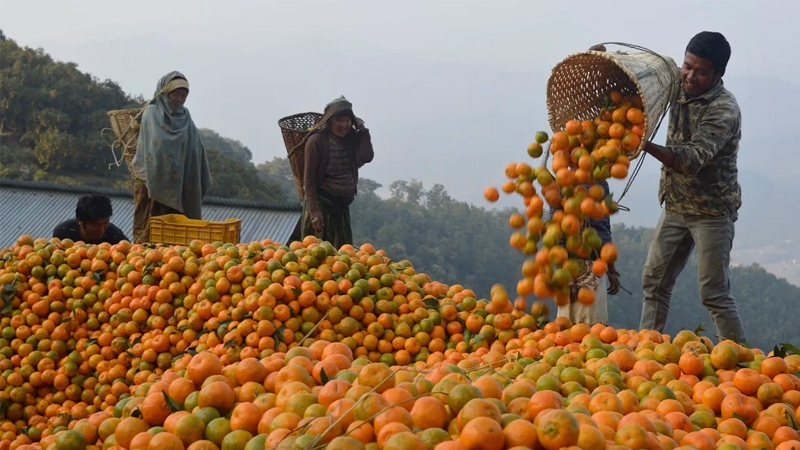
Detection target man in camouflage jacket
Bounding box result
[638,32,746,343]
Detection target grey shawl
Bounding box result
[133,71,212,219]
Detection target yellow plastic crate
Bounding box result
[149,214,241,246]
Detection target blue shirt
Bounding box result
[547,180,613,246]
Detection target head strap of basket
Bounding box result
[288,96,355,155]
[545,49,680,160]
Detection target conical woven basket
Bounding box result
[107,106,147,178]
[546,49,680,159]
[278,112,323,200]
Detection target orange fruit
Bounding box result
[621,133,641,152]
[148,431,185,450]
[229,402,260,435]
[577,423,606,450]
[235,358,268,385]
[460,416,504,450]
[115,417,150,449]
[484,187,500,202]
[198,381,235,414]
[565,120,582,136]
[577,288,596,305]
[187,352,223,388]
[626,108,644,124]
[537,409,580,450]
[608,123,625,139]
[173,414,206,447]
[141,393,172,426]
[503,419,538,449]
[615,424,650,450]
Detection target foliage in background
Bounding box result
[0,32,284,203]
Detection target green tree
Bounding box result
[204,148,285,203]
[0,36,139,177]
[199,129,253,163]
[257,156,299,201]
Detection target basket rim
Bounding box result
[108,106,147,116]
[150,214,242,225]
[278,111,323,129]
[546,50,674,159]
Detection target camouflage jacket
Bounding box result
[659,80,742,217]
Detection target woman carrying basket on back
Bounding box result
[298,96,374,249]
[131,71,212,243]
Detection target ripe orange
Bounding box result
[577,288,596,305]
[600,243,618,263]
[114,417,149,448]
[537,409,580,450]
[626,107,644,124]
[509,213,526,229]
[621,133,641,152]
[565,120,583,136]
[484,187,500,202]
[198,381,235,414]
[460,417,504,450]
[590,259,607,277]
[187,353,223,388]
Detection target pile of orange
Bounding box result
[0,234,548,449]
[1,233,800,450]
[485,90,644,307]
[4,297,800,450]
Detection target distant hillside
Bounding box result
[0,32,284,203]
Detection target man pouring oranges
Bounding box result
[592,31,747,342]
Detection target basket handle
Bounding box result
[595,42,664,60]
[101,127,117,148]
[593,42,678,206]
[104,129,127,170]
[104,87,172,171]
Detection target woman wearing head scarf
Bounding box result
[131,71,212,243]
[300,96,374,249]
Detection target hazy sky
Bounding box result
[3,0,798,84]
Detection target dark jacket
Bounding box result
[303,128,374,219]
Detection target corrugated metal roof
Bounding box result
[0,179,302,247]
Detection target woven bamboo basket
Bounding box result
[107,106,147,178]
[278,112,323,199]
[546,47,680,159]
